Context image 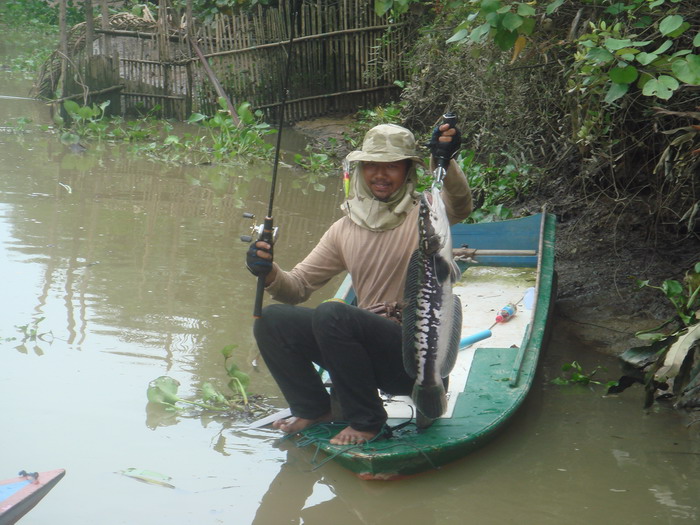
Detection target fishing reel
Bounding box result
[240,212,279,244]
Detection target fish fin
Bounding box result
[434,254,452,283]
[412,382,447,419]
[440,295,463,378]
[402,249,422,377]
[449,258,462,283]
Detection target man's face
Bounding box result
[361,160,409,201]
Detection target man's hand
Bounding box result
[246,240,273,277]
[428,122,461,161]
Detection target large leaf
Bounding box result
[609,65,638,84]
[146,376,181,406]
[642,75,679,99]
[604,82,629,104]
[655,324,700,380]
[494,29,518,51]
[659,15,684,36]
[516,3,536,17]
[604,38,633,51]
[587,47,614,64]
[672,55,700,85]
[545,0,565,15]
[469,23,491,43]
[201,382,228,405]
[502,13,523,32]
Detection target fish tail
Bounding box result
[412,382,447,419]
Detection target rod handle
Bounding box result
[253,216,274,318]
[436,112,458,172]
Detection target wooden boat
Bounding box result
[0,469,65,524]
[296,210,556,480]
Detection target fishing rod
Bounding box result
[242,0,301,318]
[431,112,458,188]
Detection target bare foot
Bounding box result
[272,412,332,435]
[329,426,377,446]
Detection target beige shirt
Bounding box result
[266,160,472,309]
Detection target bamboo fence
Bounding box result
[58,0,411,122]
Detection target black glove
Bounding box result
[246,241,273,277]
[428,124,461,161]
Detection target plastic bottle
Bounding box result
[495,303,517,323]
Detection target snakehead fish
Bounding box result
[402,186,463,425]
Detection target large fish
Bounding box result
[402,186,463,425]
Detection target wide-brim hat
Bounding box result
[345,124,425,166]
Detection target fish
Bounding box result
[402,186,463,426]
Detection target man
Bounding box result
[247,122,472,445]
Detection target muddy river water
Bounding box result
[1,67,698,523]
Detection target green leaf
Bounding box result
[481,0,502,14]
[201,382,228,405]
[587,47,614,63]
[469,23,491,43]
[672,55,700,84]
[519,17,536,36]
[642,75,679,99]
[609,65,638,84]
[662,279,684,298]
[659,15,683,36]
[374,0,392,16]
[545,0,565,15]
[220,344,237,359]
[694,33,700,47]
[666,22,690,38]
[147,376,181,406]
[636,52,658,66]
[78,106,96,120]
[517,3,536,16]
[502,13,523,32]
[604,82,630,104]
[604,38,633,51]
[653,40,673,55]
[447,28,469,44]
[187,113,207,123]
[63,99,80,116]
[494,29,518,50]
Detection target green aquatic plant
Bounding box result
[187,98,274,161]
[146,345,252,412]
[552,360,618,388]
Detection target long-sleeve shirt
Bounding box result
[266,160,472,309]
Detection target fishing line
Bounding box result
[250,0,302,318]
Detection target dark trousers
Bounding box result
[253,301,414,432]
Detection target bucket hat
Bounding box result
[346,124,425,166]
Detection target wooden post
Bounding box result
[59,0,68,97]
[99,0,112,56]
[158,0,171,117]
[84,0,94,57]
[185,0,193,118]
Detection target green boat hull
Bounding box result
[297,211,557,479]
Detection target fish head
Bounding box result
[418,188,450,255]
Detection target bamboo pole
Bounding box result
[99,0,111,55]
[84,0,94,57]
[57,0,70,104]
